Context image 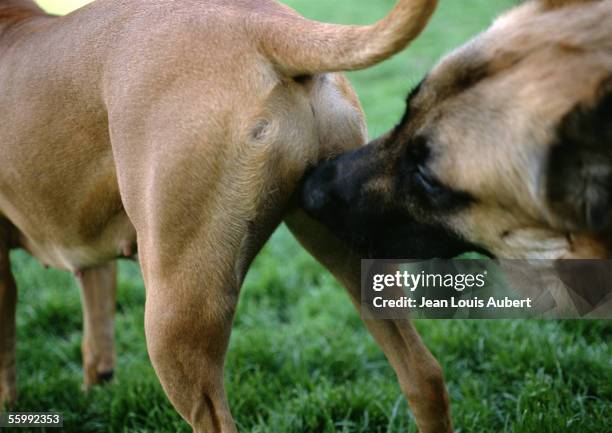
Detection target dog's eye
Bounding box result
[414,164,443,195]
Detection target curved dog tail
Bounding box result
[260,0,438,76]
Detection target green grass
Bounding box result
[7,1,612,432]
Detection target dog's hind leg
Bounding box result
[286,210,454,433]
[77,262,117,388]
[0,223,17,408]
[139,238,239,433]
[124,168,245,432]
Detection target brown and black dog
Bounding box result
[303,0,612,426]
[304,0,612,261]
[0,1,460,433]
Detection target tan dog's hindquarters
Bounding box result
[0,0,447,431]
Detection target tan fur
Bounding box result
[77,262,117,388]
[258,0,438,74]
[0,1,448,432]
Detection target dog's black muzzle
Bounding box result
[301,145,492,260]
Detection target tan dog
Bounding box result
[0,1,457,432]
[303,0,612,262]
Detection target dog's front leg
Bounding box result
[77,262,117,388]
[286,210,454,433]
[0,228,17,408]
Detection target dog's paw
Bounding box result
[82,368,115,391]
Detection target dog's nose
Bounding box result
[301,160,340,217]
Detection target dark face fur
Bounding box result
[302,125,489,259]
[302,0,612,260]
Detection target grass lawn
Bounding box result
[7,1,612,432]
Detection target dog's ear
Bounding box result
[546,77,612,231]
